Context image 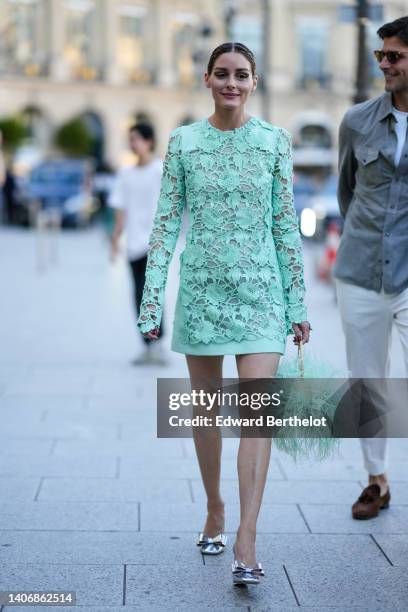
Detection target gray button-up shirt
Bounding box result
[333,92,408,294]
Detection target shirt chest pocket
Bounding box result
[355,146,381,183]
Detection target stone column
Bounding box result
[155,0,174,87]
[103,0,121,84]
[48,0,68,81]
[270,0,294,93]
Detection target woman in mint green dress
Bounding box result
[138,42,310,586]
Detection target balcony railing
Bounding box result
[0,59,49,78]
[69,63,102,81]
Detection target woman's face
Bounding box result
[204,52,258,110]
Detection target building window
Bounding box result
[171,11,214,88]
[296,16,330,89]
[63,0,101,80]
[296,124,332,149]
[173,14,197,87]
[117,3,154,83]
[0,0,48,77]
[228,13,263,79]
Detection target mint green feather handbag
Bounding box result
[274,342,342,461]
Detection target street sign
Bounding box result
[338,4,384,23]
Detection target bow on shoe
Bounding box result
[197,533,227,555]
[232,560,265,585]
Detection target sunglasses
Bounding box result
[374,50,408,64]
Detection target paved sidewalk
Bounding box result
[0,226,407,611]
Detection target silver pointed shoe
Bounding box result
[197,532,227,555]
[232,560,265,586]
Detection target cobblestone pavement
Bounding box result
[0,226,407,611]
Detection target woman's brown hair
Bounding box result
[207,42,256,76]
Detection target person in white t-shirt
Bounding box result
[110,123,166,365]
[0,131,6,224]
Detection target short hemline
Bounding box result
[171,336,285,356]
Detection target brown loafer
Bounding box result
[352,484,391,520]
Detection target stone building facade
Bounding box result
[0,0,407,166]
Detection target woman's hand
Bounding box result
[292,321,311,345]
[143,326,160,340]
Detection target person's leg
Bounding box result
[130,257,150,346]
[336,280,392,493]
[392,287,408,375]
[234,353,280,566]
[390,288,408,461]
[186,354,225,537]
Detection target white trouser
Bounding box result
[336,279,408,475]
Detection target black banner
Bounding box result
[156,378,408,439]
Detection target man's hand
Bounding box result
[292,321,311,345]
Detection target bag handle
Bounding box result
[298,341,305,378]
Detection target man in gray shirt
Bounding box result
[334,16,408,520]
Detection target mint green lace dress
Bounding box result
[137,116,307,355]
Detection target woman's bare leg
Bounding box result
[234,353,281,565]
[186,354,225,537]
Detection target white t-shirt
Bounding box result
[109,158,163,260]
[392,106,408,166]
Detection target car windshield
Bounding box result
[29,162,86,200]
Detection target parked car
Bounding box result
[293,173,318,216]
[13,144,44,177]
[26,158,98,227]
[299,175,343,240]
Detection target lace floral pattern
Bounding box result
[137,117,307,345]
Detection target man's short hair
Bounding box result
[377,16,408,46]
[129,122,156,150]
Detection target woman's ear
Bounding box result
[204,72,211,88]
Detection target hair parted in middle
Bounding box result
[207,42,257,76]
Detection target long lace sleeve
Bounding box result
[272,129,307,334]
[137,128,185,334]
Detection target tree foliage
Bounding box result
[54,117,93,157]
[0,116,27,151]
